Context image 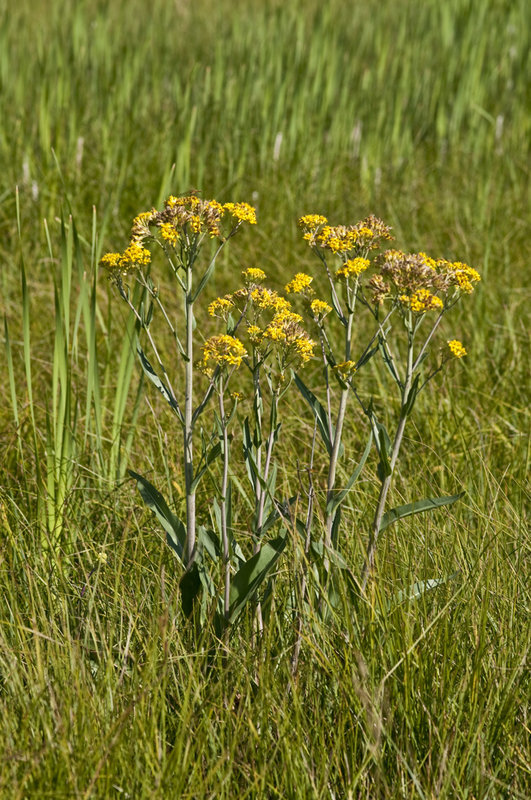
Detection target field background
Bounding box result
[0,0,529,797]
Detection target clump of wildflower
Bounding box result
[208,296,234,318]
[231,391,243,402]
[242,267,266,284]
[335,257,370,281]
[247,324,263,344]
[400,289,444,313]
[438,260,481,293]
[159,222,180,246]
[298,214,328,230]
[310,298,332,318]
[285,272,314,294]
[224,202,257,225]
[300,214,392,253]
[200,335,247,376]
[100,242,151,280]
[447,339,467,358]
[379,250,451,296]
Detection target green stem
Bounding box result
[184,265,196,565]
[219,377,230,620]
[361,316,415,590]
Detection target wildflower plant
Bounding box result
[293,214,480,595]
[101,194,480,641]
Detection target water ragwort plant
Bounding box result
[100,193,481,642]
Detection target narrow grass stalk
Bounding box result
[218,377,230,620]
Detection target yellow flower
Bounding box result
[298,214,328,229]
[247,325,263,343]
[400,289,443,313]
[159,222,180,245]
[335,257,370,280]
[223,202,257,225]
[310,299,332,317]
[293,336,315,364]
[231,391,243,402]
[201,335,247,372]
[121,241,151,267]
[242,267,266,284]
[285,273,313,294]
[447,339,467,358]
[208,296,234,318]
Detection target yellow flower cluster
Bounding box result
[439,261,481,293]
[335,257,370,280]
[159,222,180,245]
[223,202,257,225]
[285,272,313,294]
[249,287,291,313]
[447,339,467,358]
[242,267,267,284]
[298,214,328,230]
[300,214,392,254]
[201,335,247,374]
[310,298,332,318]
[100,242,152,279]
[400,289,444,313]
[208,296,234,318]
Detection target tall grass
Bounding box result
[0,0,529,796]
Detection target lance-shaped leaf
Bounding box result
[294,373,340,456]
[379,492,465,533]
[228,534,287,624]
[191,256,217,302]
[190,441,222,492]
[326,431,373,517]
[136,346,183,422]
[129,470,186,561]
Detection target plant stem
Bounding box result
[184,265,196,565]
[324,306,354,564]
[218,377,230,620]
[361,319,415,590]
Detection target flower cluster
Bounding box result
[335,257,370,281]
[200,334,247,376]
[299,213,392,255]
[285,272,313,295]
[447,339,467,358]
[100,194,257,282]
[371,249,481,311]
[99,241,152,279]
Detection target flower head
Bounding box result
[447,339,467,358]
[223,202,257,225]
[242,267,266,284]
[335,257,370,281]
[285,272,314,294]
[310,298,332,318]
[200,335,247,375]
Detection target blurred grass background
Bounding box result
[0,0,529,797]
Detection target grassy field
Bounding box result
[1,0,529,797]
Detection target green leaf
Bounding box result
[136,346,182,421]
[228,534,287,624]
[294,373,336,456]
[379,492,465,533]
[326,431,373,517]
[190,441,222,491]
[404,373,421,416]
[129,470,186,561]
[191,256,217,302]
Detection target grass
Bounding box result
[0,0,529,796]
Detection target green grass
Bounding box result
[1,0,529,796]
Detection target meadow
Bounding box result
[0,0,529,797]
